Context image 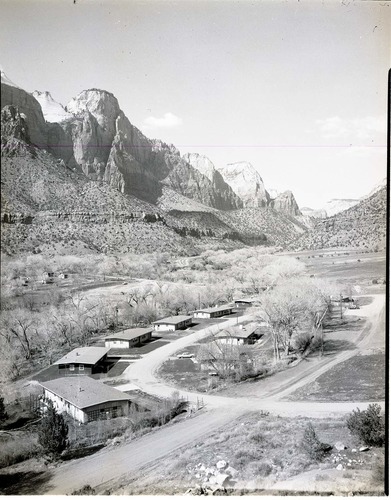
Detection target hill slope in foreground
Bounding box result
[289,186,387,251]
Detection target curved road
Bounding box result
[43,294,385,494]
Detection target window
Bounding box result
[79,364,84,371]
[69,364,75,371]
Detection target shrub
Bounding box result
[300,423,332,460]
[38,401,69,457]
[71,485,96,495]
[346,404,385,446]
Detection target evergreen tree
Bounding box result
[38,401,68,457]
[301,423,332,460]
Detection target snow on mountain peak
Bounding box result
[32,90,73,123]
[1,70,20,89]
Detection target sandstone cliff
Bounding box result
[183,153,243,209]
[61,89,242,209]
[1,80,76,166]
[216,161,270,208]
[269,190,301,216]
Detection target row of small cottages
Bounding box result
[37,301,257,423]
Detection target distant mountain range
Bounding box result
[1,70,387,254]
[300,177,387,219]
[291,186,387,251]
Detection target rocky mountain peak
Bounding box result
[183,153,243,209]
[216,161,269,208]
[270,190,301,216]
[183,153,216,182]
[66,89,120,130]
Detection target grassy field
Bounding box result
[105,411,385,495]
[288,249,386,292]
[286,354,385,402]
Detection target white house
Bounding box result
[39,376,132,423]
[193,305,233,319]
[105,327,153,349]
[152,315,193,332]
[215,323,261,345]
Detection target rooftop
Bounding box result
[53,346,110,366]
[40,377,131,409]
[105,327,153,342]
[153,315,192,325]
[194,305,233,314]
[216,323,259,339]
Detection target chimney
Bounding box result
[239,325,244,330]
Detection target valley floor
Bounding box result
[0,248,386,496]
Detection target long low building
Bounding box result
[53,346,110,376]
[40,376,132,423]
[193,305,233,319]
[152,315,193,332]
[215,323,261,345]
[105,327,153,349]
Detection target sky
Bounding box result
[0,0,390,209]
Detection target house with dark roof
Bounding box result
[193,305,233,319]
[233,298,260,308]
[152,315,193,332]
[53,346,110,376]
[215,323,262,345]
[39,376,132,423]
[105,327,153,349]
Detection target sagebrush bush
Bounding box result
[301,423,332,460]
[346,404,385,446]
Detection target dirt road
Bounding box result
[42,293,385,494]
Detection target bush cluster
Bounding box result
[346,404,385,447]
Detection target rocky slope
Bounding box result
[216,162,270,208]
[321,198,360,217]
[289,187,387,250]
[183,153,243,209]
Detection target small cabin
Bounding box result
[215,323,261,345]
[53,346,110,376]
[193,305,233,319]
[152,315,193,332]
[39,376,133,423]
[105,328,153,349]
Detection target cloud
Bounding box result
[142,112,183,130]
[316,116,386,140]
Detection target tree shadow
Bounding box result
[322,338,357,356]
[0,470,53,495]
